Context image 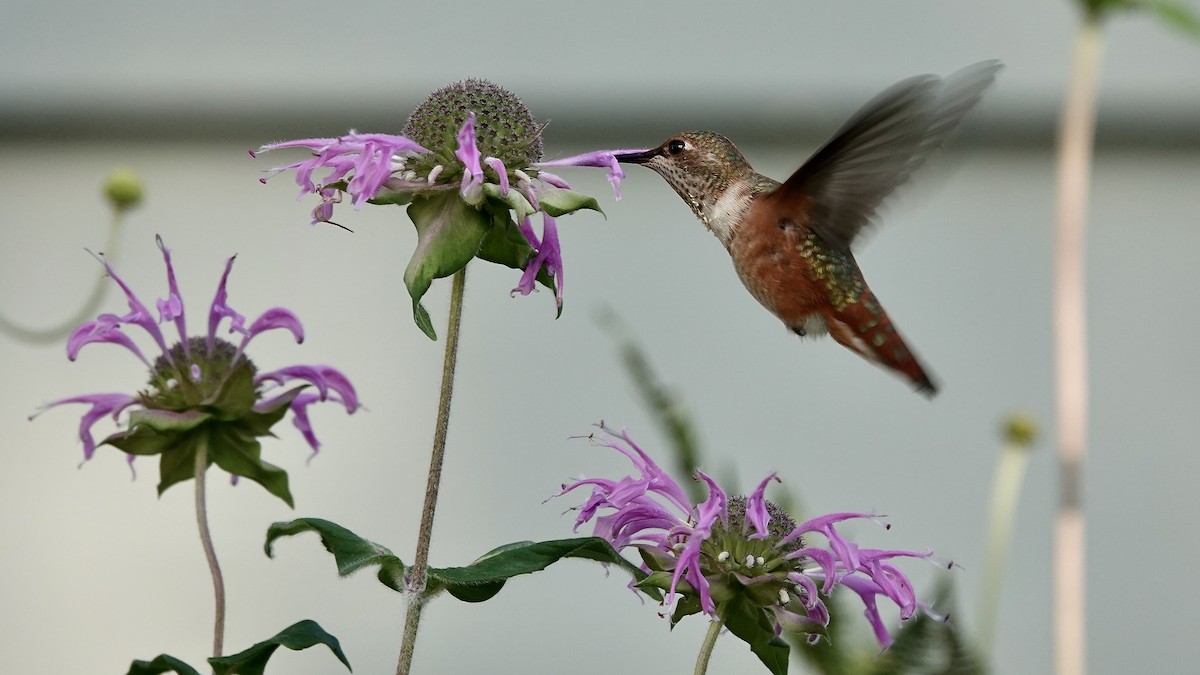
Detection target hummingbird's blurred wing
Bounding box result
[766,61,1001,252]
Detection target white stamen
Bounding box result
[403,170,418,181]
[717,551,730,563]
[778,589,790,605]
[745,555,756,567]
[514,169,531,183]
[756,556,765,567]
[428,165,444,182]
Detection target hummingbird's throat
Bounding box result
[698,180,754,247]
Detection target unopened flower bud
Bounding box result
[103,168,144,213]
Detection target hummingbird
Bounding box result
[614,61,1000,396]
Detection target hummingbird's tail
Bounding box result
[821,292,939,397]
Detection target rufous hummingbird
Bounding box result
[615,62,1000,396]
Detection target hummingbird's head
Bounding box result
[615,132,756,241]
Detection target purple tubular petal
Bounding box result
[287,392,323,456]
[746,472,780,538]
[256,365,359,413]
[37,393,138,461]
[100,256,170,360]
[155,236,189,355]
[667,470,724,615]
[780,511,878,547]
[483,157,509,195]
[790,546,839,594]
[541,214,563,308]
[67,318,151,366]
[510,213,564,309]
[597,425,693,513]
[536,149,649,200]
[245,307,305,344]
[535,171,571,190]
[256,132,428,221]
[835,575,895,648]
[206,256,247,353]
[455,113,483,195]
[311,187,339,224]
[787,571,821,610]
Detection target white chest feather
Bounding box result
[703,182,752,247]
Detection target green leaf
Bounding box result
[209,427,294,508]
[237,386,305,436]
[474,206,534,271]
[264,524,658,605]
[536,187,603,217]
[482,183,536,220]
[104,422,189,458]
[404,193,490,340]
[204,361,258,418]
[1152,1,1200,36]
[473,207,555,292]
[127,654,203,675]
[368,188,415,206]
[722,596,790,675]
[209,620,351,675]
[154,431,201,496]
[126,409,211,436]
[668,594,704,627]
[265,518,407,592]
[428,537,660,602]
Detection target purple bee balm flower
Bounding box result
[554,424,949,649]
[253,79,622,335]
[33,236,358,507]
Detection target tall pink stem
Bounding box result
[1053,15,1103,675]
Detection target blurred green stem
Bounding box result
[0,209,124,343]
[978,437,1032,657]
[396,268,467,675]
[193,434,226,660]
[694,619,722,675]
[1053,13,1104,675]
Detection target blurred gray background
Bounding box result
[2,1,1198,673]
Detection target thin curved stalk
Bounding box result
[978,437,1033,657]
[396,268,467,675]
[693,619,722,675]
[0,211,124,343]
[194,434,226,659]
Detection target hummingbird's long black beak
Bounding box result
[613,148,659,165]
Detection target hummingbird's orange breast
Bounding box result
[728,198,826,326]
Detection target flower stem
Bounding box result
[978,435,1034,657]
[396,268,468,675]
[193,434,226,659]
[0,207,124,343]
[694,619,722,675]
[1053,15,1103,675]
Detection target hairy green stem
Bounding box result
[194,434,226,659]
[0,209,124,343]
[694,619,722,675]
[1053,15,1103,675]
[396,268,467,675]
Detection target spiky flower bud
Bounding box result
[403,78,543,176]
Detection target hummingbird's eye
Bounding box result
[667,139,687,155]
